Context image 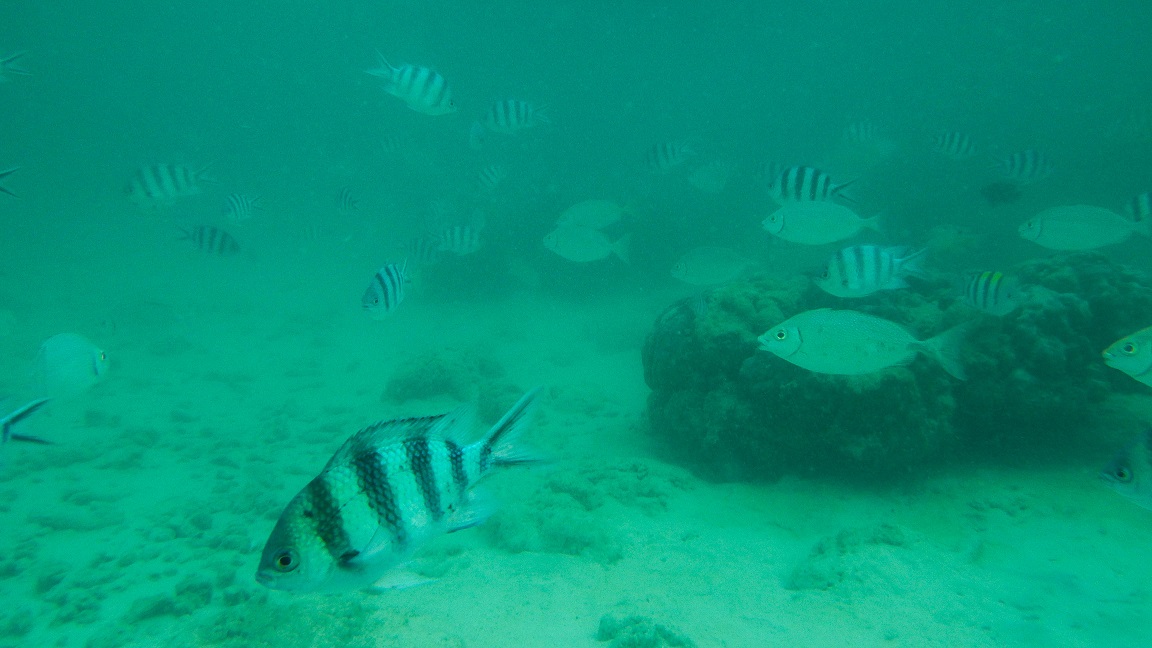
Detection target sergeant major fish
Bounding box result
[483,99,549,134]
[256,389,540,592]
[179,225,240,255]
[816,245,926,298]
[768,166,855,204]
[962,271,1024,316]
[362,263,408,320]
[128,163,211,205]
[366,51,456,116]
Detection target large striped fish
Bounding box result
[256,389,539,593]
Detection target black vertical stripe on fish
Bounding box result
[445,439,468,497]
[352,449,407,550]
[304,476,356,563]
[404,436,442,521]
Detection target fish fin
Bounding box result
[1,51,31,76]
[0,167,19,197]
[8,433,53,445]
[832,178,860,205]
[612,234,632,264]
[473,388,541,469]
[861,212,884,235]
[897,247,930,279]
[1,398,50,445]
[327,413,453,468]
[364,568,436,593]
[446,492,494,533]
[918,321,975,380]
[366,50,394,79]
[534,105,551,125]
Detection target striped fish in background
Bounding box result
[178,225,240,255]
[1125,192,1151,222]
[338,187,359,212]
[403,235,442,267]
[645,141,695,173]
[933,131,977,160]
[995,149,1053,184]
[361,263,408,319]
[477,164,507,191]
[437,225,482,256]
[963,271,1024,316]
[366,51,456,116]
[223,193,261,223]
[483,99,549,134]
[768,165,855,203]
[255,389,540,592]
[127,163,210,205]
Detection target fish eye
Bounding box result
[1113,466,1132,483]
[1122,342,1138,355]
[820,269,829,279]
[99,351,107,361]
[273,550,298,572]
[774,329,787,340]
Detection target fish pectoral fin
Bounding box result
[445,496,493,533]
[364,568,436,593]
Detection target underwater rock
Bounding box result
[642,253,1152,477]
[596,613,696,648]
[382,346,508,412]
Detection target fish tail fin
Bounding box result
[534,105,551,125]
[2,51,30,76]
[473,388,541,471]
[612,234,632,263]
[863,213,884,234]
[918,322,974,380]
[1,398,51,445]
[366,50,394,79]
[898,247,930,279]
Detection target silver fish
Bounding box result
[671,247,751,286]
[256,389,539,592]
[1018,204,1149,250]
[762,202,880,245]
[543,226,630,263]
[362,263,408,320]
[1102,325,1152,388]
[484,99,549,134]
[816,245,925,298]
[32,333,109,399]
[758,308,970,379]
[1102,428,1152,510]
[555,199,625,230]
[367,52,456,116]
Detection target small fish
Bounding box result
[179,225,241,255]
[477,164,507,191]
[484,99,549,134]
[403,236,442,267]
[223,193,261,223]
[339,187,359,212]
[555,199,625,230]
[438,225,482,256]
[646,141,694,173]
[0,167,19,197]
[758,308,970,379]
[843,121,881,145]
[1,398,52,445]
[762,202,880,245]
[543,226,630,263]
[962,271,1024,316]
[367,52,456,116]
[816,246,926,298]
[933,131,977,159]
[768,166,855,204]
[687,160,734,194]
[671,247,751,285]
[1102,325,1152,388]
[996,149,1052,183]
[1101,428,1152,510]
[32,333,109,399]
[1018,204,1149,250]
[127,163,209,205]
[362,263,408,320]
[256,389,540,592]
[1124,192,1151,222]
[0,51,30,81]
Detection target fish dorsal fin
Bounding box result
[325,413,446,469]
